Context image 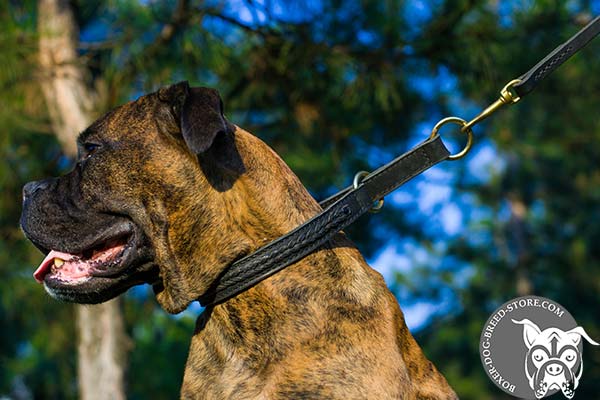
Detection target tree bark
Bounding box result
[37,1,128,399]
[76,301,128,400]
[508,197,533,296]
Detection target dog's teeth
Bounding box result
[54,258,65,267]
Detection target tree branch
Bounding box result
[109,0,195,101]
[203,9,269,37]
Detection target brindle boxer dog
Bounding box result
[21,82,457,399]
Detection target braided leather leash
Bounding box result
[514,15,600,98]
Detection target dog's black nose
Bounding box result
[23,179,52,200]
[546,363,564,376]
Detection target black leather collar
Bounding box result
[198,135,450,306]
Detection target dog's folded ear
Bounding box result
[512,318,542,349]
[158,81,234,154]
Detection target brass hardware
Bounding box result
[461,79,522,132]
[428,79,521,160]
[353,171,384,213]
[429,117,473,160]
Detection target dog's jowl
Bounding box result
[21,82,457,399]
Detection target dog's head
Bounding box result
[19,81,258,313]
[512,318,599,399]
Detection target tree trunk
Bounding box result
[508,197,533,296]
[76,301,128,400]
[37,1,128,399]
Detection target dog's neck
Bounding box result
[182,129,372,392]
[182,235,451,398]
[226,129,323,239]
[178,129,454,398]
[185,233,387,397]
[153,127,322,312]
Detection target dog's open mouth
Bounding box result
[34,234,132,284]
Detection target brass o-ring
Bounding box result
[429,117,473,160]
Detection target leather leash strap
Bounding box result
[199,16,600,308]
[199,135,450,306]
[513,16,600,98]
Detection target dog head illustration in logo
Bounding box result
[512,318,598,399]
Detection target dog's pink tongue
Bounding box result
[33,250,76,283]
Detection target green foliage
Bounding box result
[1,0,599,398]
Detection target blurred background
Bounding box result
[1,0,599,399]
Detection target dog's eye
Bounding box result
[531,349,547,363]
[83,143,100,158]
[562,349,577,362]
